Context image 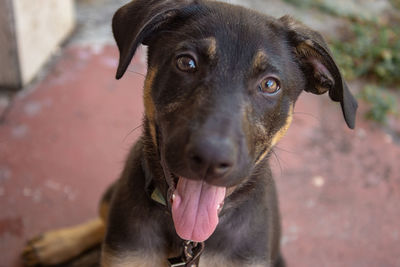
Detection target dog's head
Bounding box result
[113,0,357,242]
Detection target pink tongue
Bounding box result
[172,177,226,242]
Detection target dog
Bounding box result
[22,0,357,266]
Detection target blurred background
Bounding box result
[0,0,399,266]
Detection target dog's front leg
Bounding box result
[100,141,175,267]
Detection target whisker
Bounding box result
[271,149,283,177]
[293,111,321,123]
[274,146,298,155]
[123,124,143,142]
[126,69,146,78]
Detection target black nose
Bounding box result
[186,135,236,179]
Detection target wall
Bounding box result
[0,0,75,90]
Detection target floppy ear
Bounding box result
[112,0,193,79]
[280,15,358,129]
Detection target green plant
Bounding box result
[390,0,400,9]
[331,21,400,86]
[284,0,400,87]
[359,85,398,123]
[283,0,356,17]
[284,0,400,123]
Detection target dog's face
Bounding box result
[113,0,357,242]
[148,9,306,188]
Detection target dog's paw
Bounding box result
[21,235,43,266]
[21,229,83,266]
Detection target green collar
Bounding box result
[151,186,167,206]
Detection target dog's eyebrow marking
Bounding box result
[205,37,217,60]
[252,50,268,71]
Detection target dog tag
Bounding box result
[167,256,187,267]
[167,257,199,267]
[167,241,204,267]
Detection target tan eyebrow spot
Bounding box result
[205,37,217,59]
[252,50,268,71]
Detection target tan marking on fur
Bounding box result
[304,39,313,46]
[144,67,158,146]
[315,85,328,94]
[226,185,238,198]
[200,253,267,267]
[252,120,269,165]
[101,246,268,267]
[254,120,268,136]
[271,104,294,147]
[295,41,320,60]
[99,201,110,222]
[22,218,105,266]
[101,248,167,267]
[252,50,268,70]
[255,105,293,165]
[282,15,307,33]
[206,37,217,59]
[164,101,181,113]
[296,44,331,94]
[101,252,267,267]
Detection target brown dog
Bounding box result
[22,0,357,266]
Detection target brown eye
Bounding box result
[176,56,197,72]
[258,77,281,95]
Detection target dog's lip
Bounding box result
[170,171,234,188]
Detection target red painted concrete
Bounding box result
[0,45,146,266]
[0,44,399,267]
[275,94,400,267]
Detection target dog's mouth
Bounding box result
[171,176,226,242]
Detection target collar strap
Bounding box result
[154,126,205,266]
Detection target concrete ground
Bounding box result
[1,0,399,266]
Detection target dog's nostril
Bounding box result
[186,135,236,178]
[213,162,231,175]
[218,162,230,170]
[191,155,204,165]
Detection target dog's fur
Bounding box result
[22,1,357,266]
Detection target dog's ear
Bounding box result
[280,15,358,129]
[112,0,193,79]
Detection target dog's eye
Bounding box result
[176,56,197,72]
[258,77,281,95]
